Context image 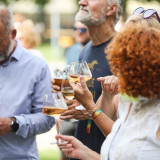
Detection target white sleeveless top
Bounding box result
[101,95,160,160]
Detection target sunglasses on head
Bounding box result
[133,7,160,23]
[73,27,87,33]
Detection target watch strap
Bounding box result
[10,117,16,122]
[10,117,19,132]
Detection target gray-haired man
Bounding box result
[0,7,55,160]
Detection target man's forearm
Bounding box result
[15,113,55,138]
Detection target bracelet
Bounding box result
[86,108,101,134]
[91,109,102,120]
[88,107,99,116]
[88,115,93,120]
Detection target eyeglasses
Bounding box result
[133,7,160,23]
[73,27,87,33]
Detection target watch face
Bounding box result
[11,121,19,132]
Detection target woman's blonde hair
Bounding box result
[17,19,41,48]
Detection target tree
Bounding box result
[0,0,49,6]
[0,0,50,24]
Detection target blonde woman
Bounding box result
[17,19,44,59]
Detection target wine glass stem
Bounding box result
[56,118,60,134]
[56,118,62,143]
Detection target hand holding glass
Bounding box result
[52,65,70,91]
[42,92,68,144]
[69,61,92,83]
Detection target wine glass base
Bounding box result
[57,138,68,144]
[75,105,85,110]
[50,140,57,145]
[50,138,68,145]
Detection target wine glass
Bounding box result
[42,92,68,144]
[52,67,63,91]
[52,65,70,91]
[61,66,74,100]
[53,64,75,100]
[61,79,74,100]
[69,61,92,110]
[69,61,92,83]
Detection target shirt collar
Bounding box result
[10,40,23,61]
[1,40,23,67]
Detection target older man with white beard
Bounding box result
[0,7,55,160]
[56,0,124,159]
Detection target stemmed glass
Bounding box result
[42,92,68,144]
[52,67,63,91]
[69,61,92,83]
[52,65,70,91]
[52,65,74,100]
[61,79,74,100]
[61,66,74,100]
[69,61,92,110]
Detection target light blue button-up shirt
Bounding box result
[0,41,55,160]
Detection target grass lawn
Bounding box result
[39,149,61,160]
[36,43,65,63]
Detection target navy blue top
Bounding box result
[71,40,112,160]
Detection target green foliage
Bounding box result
[0,0,49,6]
[123,0,160,19]
[35,0,49,6]
[36,43,65,63]
[141,0,160,2]
[124,0,160,10]
[76,0,79,5]
[39,149,61,160]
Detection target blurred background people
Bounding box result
[16,19,44,59]
[65,21,90,65]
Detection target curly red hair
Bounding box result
[106,26,160,98]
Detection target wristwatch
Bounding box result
[10,117,19,132]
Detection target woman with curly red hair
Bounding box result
[107,25,160,98]
[103,25,160,160]
[55,9,160,160]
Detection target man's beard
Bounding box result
[75,6,106,26]
[0,40,13,62]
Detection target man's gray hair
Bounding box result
[107,0,124,23]
[0,6,14,33]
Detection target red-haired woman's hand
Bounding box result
[69,77,95,111]
[97,75,119,97]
